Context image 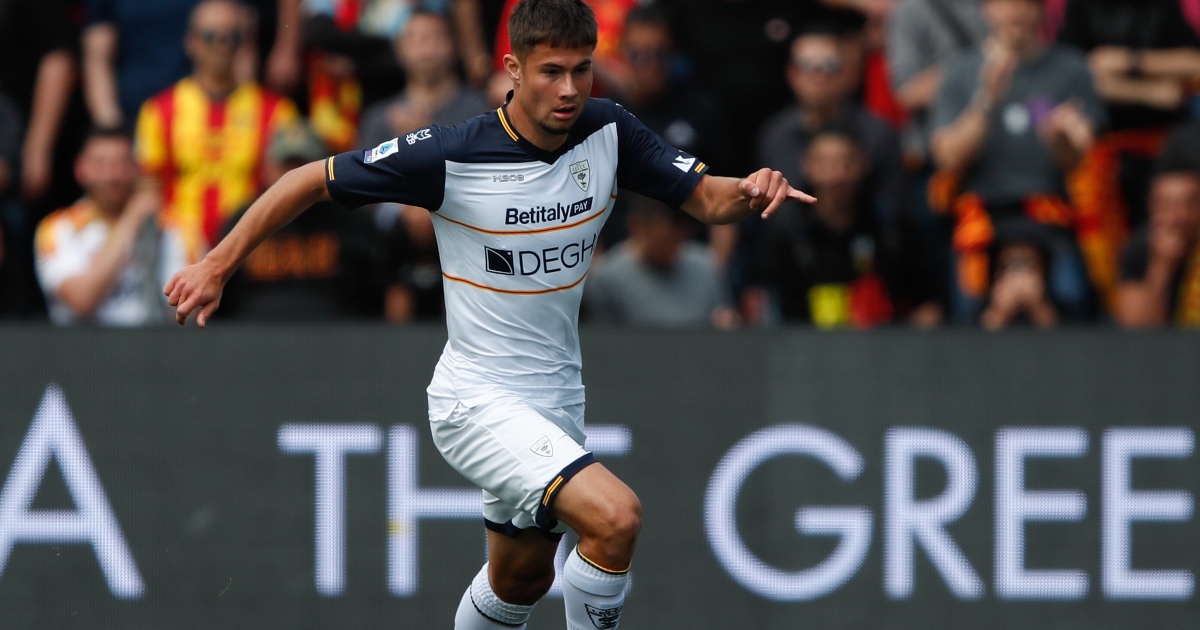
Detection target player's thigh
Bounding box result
[550,462,641,540]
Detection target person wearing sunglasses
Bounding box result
[134,0,299,261]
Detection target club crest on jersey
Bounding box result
[531,435,554,458]
[585,604,622,629]
[363,138,399,164]
[570,159,591,192]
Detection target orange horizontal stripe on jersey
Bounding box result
[442,271,588,295]
[496,107,519,141]
[431,205,608,236]
[695,162,706,173]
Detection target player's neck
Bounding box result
[504,99,569,152]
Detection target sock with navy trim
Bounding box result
[562,547,628,630]
[454,563,535,629]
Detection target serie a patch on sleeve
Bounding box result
[364,138,400,164]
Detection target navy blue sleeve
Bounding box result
[612,103,709,208]
[325,128,447,210]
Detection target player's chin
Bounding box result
[537,118,575,136]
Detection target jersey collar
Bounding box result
[497,92,580,165]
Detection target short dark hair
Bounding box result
[509,0,598,59]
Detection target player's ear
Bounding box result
[503,53,521,87]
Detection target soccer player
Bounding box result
[164,1,813,627]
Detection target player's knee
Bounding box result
[490,564,555,605]
[581,491,642,564]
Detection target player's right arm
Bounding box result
[164,159,331,327]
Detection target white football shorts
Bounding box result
[429,395,595,537]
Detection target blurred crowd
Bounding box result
[3,0,1200,329]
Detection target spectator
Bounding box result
[383,203,444,323]
[585,195,737,328]
[0,0,78,205]
[1159,118,1200,173]
[758,25,905,224]
[930,0,1103,321]
[136,0,299,258]
[759,128,932,328]
[978,219,1060,329]
[887,0,989,311]
[659,0,808,176]
[1115,169,1200,328]
[83,0,200,129]
[1056,0,1200,307]
[603,7,730,259]
[357,8,487,149]
[33,127,188,326]
[84,1,301,121]
[220,123,388,320]
[889,0,988,162]
[450,0,506,87]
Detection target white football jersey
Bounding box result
[326,98,708,409]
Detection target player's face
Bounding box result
[510,44,594,139]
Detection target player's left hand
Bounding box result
[739,168,817,219]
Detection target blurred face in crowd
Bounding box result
[787,34,849,111]
[1149,172,1200,245]
[186,0,244,80]
[628,206,691,270]
[398,12,457,82]
[75,135,138,217]
[804,133,866,204]
[621,20,674,98]
[983,0,1042,52]
[994,242,1047,282]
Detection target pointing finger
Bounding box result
[787,187,818,204]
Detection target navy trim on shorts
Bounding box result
[483,518,566,542]
[534,452,597,530]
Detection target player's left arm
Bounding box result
[681,171,816,226]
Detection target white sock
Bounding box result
[454,563,535,629]
[562,547,629,630]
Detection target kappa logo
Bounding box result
[405,128,432,145]
[531,435,554,458]
[585,604,622,629]
[672,154,696,173]
[363,138,399,164]
[484,246,515,275]
[570,159,591,192]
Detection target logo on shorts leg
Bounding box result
[530,435,554,457]
[585,604,622,629]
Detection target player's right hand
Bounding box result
[164,261,225,328]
